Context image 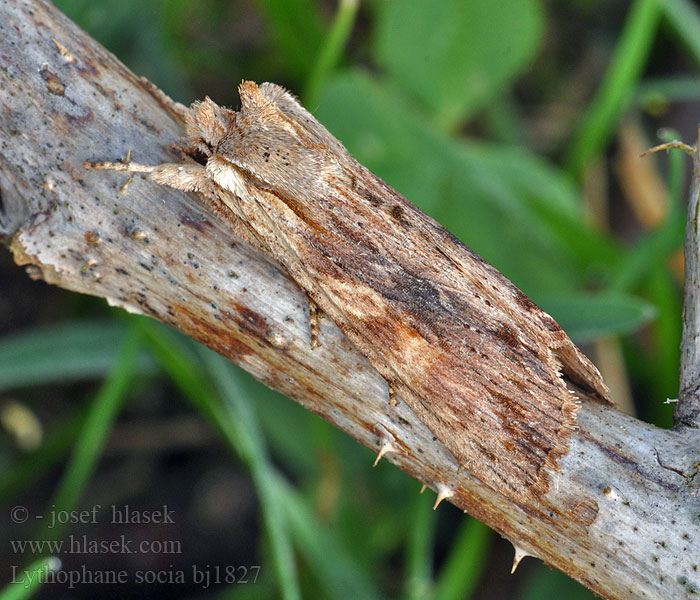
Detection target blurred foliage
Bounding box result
[3,0,700,598]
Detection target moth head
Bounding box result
[185,97,235,157]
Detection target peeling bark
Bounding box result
[1,1,699,598]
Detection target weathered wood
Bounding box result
[0,1,698,598]
[678,136,700,428]
[87,85,612,503]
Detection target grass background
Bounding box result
[1,0,700,598]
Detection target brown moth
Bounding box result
[87,81,610,500]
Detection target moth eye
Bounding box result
[188,139,211,166]
[194,138,215,159]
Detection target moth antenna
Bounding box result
[510,544,535,574]
[83,160,156,174]
[432,484,454,510]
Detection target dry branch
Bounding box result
[678,137,700,428]
[0,1,699,598]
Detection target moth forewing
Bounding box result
[87,81,610,502]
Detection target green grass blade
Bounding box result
[636,76,700,107]
[659,0,700,67]
[139,321,383,599]
[640,267,682,426]
[433,519,491,600]
[0,556,61,600]
[610,211,684,293]
[405,489,437,600]
[540,292,656,343]
[252,0,324,79]
[199,348,301,600]
[273,474,385,600]
[0,320,153,392]
[564,0,661,179]
[137,322,220,422]
[139,322,301,600]
[304,0,359,107]
[36,324,143,542]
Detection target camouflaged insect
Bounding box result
[87,81,611,500]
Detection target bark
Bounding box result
[678,136,700,428]
[1,1,699,598]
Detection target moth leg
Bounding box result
[113,150,134,194]
[388,382,399,407]
[85,158,274,257]
[84,160,216,197]
[306,294,320,349]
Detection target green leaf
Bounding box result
[404,490,437,600]
[38,325,143,542]
[252,0,325,80]
[539,293,656,343]
[564,0,661,178]
[610,212,684,294]
[200,349,301,600]
[0,557,60,600]
[372,0,543,130]
[0,320,154,392]
[275,477,385,600]
[433,519,491,600]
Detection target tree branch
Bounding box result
[645,135,700,428]
[1,2,698,598]
[678,135,700,427]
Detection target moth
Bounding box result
[86,81,610,500]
